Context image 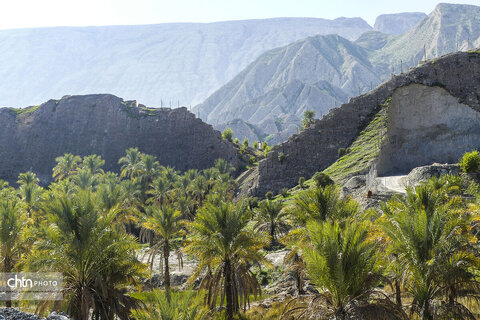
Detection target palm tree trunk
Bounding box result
[224,258,234,320]
[163,240,170,291]
[395,280,402,306]
[422,300,433,320]
[270,223,276,247]
[4,256,12,308]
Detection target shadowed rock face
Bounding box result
[239,51,480,197]
[0,94,240,185]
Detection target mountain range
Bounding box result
[0,17,371,108]
[195,3,480,143]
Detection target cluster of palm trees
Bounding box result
[2,148,480,320]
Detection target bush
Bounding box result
[249,156,256,165]
[278,152,285,163]
[222,128,233,142]
[460,150,480,173]
[243,138,249,148]
[262,142,268,150]
[233,138,239,145]
[265,191,274,200]
[312,172,334,188]
[338,148,346,157]
[281,188,289,198]
[298,177,305,189]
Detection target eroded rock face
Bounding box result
[376,84,480,175]
[0,94,240,185]
[241,51,480,197]
[374,12,427,36]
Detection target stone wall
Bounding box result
[243,50,480,197]
[0,94,240,185]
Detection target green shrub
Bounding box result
[243,138,249,148]
[312,172,334,188]
[298,177,305,189]
[262,142,268,150]
[249,156,256,165]
[265,191,273,200]
[222,128,233,142]
[338,148,346,157]
[280,188,289,198]
[233,138,239,145]
[460,150,480,173]
[278,152,285,163]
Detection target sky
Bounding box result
[0,0,479,30]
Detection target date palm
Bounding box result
[282,219,407,320]
[254,199,288,248]
[141,205,183,291]
[81,154,105,175]
[26,189,146,320]
[17,172,43,217]
[379,184,478,320]
[119,147,143,179]
[186,200,269,319]
[52,153,82,181]
[0,197,27,307]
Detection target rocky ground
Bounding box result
[0,309,70,320]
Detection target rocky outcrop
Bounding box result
[0,94,240,185]
[376,84,480,175]
[405,163,461,187]
[239,50,480,197]
[374,12,427,35]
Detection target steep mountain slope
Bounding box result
[197,3,480,144]
[0,95,241,185]
[373,12,427,35]
[375,3,480,70]
[0,18,372,108]
[237,50,480,197]
[194,34,380,143]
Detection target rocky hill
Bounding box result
[0,17,372,108]
[196,3,480,144]
[0,95,241,185]
[237,50,480,197]
[373,12,427,35]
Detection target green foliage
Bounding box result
[130,289,207,320]
[312,172,334,188]
[459,150,480,173]
[337,147,346,157]
[222,127,234,142]
[233,138,239,145]
[254,199,287,247]
[298,177,305,189]
[323,107,388,182]
[277,152,285,163]
[265,191,273,200]
[249,156,256,165]
[301,110,316,129]
[185,200,269,318]
[242,138,249,148]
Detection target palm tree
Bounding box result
[130,289,206,320]
[186,200,269,319]
[285,184,359,225]
[254,199,288,248]
[81,154,105,175]
[26,189,146,320]
[17,172,43,217]
[119,148,143,179]
[282,219,407,320]
[379,184,478,320]
[52,153,82,181]
[147,176,173,206]
[301,110,315,129]
[138,154,160,198]
[141,205,183,291]
[0,197,27,307]
[282,185,359,295]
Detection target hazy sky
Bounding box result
[0,0,479,30]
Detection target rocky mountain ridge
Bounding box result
[237,50,480,197]
[0,94,241,185]
[196,3,480,143]
[0,17,372,108]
